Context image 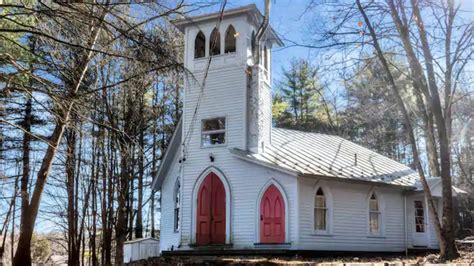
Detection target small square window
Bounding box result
[201,117,226,147]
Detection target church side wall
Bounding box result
[159,152,182,252]
[297,177,407,252]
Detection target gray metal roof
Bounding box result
[231,127,420,187]
[152,119,182,190]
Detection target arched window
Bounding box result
[224,25,236,53]
[251,30,256,56]
[209,28,221,56]
[369,193,380,234]
[174,179,181,232]
[314,188,327,231]
[264,45,270,70]
[194,31,206,58]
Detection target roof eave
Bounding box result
[299,173,416,190]
[151,119,182,191]
[171,4,284,48]
[229,148,298,176]
[172,4,258,32]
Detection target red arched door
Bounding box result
[260,184,285,243]
[196,172,226,245]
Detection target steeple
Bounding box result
[172,4,283,153]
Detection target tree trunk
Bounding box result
[410,0,458,259]
[20,95,32,235]
[13,12,105,265]
[356,0,447,258]
[135,95,145,239]
[115,149,130,265]
[66,129,80,266]
[387,0,440,177]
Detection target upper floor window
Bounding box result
[414,200,425,232]
[201,117,226,147]
[210,28,221,56]
[224,25,236,53]
[174,179,181,232]
[369,193,381,234]
[314,188,327,231]
[195,31,206,59]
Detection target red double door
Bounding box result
[196,172,226,245]
[260,184,285,243]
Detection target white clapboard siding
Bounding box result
[159,152,181,252]
[297,177,406,251]
[179,159,297,248]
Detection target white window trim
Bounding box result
[200,117,227,148]
[312,185,333,235]
[366,190,385,237]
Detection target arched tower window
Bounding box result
[174,179,181,232]
[251,30,256,56]
[194,31,206,58]
[314,188,327,231]
[209,28,221,56]
[369,193,380,234]
[224,25,236,53]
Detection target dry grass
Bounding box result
[127,251,473,265]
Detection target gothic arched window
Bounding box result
[224,25,236,53]
[369,193,381,234]
[174,179,181,231]
[314,188,327,231]
[209,28,221,56]
[194,31,206,58]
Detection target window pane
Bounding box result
[315,195,326,208]
[414,201,425,232]
[195,31,205,58]
[225,25,236,53]
[369,213,379,233]
[202,132,225,146]
[314,208,326,231]
[414,200,423,209]
[202,118,225,131]
[210,28,221,56]
[174,207,180,231]
[369,199,378,211]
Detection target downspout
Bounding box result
[247,0,271,151]
[254,0,270,64]
[404,194,408,256]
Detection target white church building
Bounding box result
[152,4,461,254]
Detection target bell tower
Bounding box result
[172,4,282,154]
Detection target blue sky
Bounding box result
[187,0,316,82]
[187,0,474,86]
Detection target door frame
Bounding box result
[410,196,429,247]
[255,179,289,243]
[191,166,232,245]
